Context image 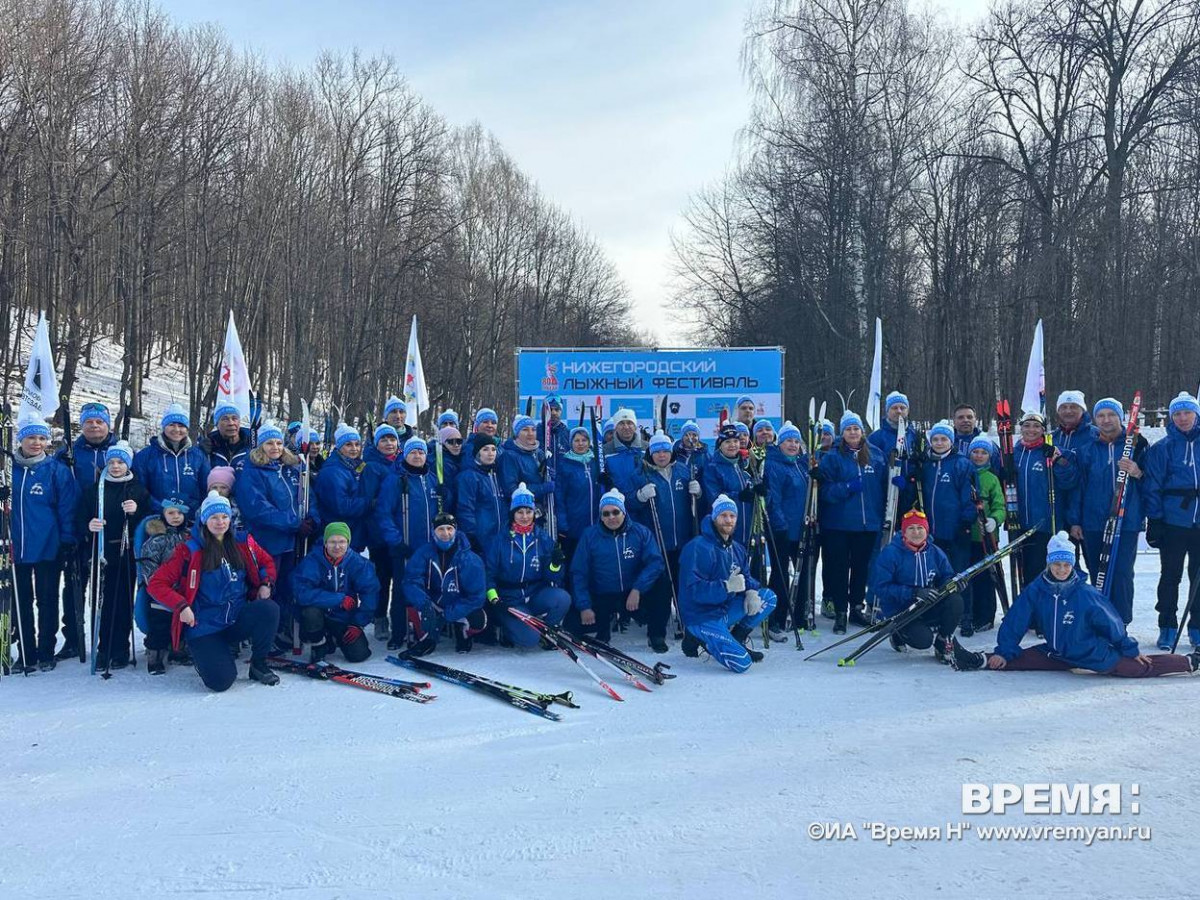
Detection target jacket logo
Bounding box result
[623,547,636,560]
[863,465,875,474]
[1062,611,1074,625]
[939,472,951,483]
[183,465,194,476]
[1032,461,1044,473]
[30,482,45,495]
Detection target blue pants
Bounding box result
[687,589,777,673]
[186,599,280,693]
[502,587,571,648]
[1083,530,1138,624]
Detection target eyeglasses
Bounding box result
[445,439,463,446]
[600,509,623,518]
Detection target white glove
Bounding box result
[688,480,702,497]
[744,589,763,616]
[985,518,997,534]
[636,484,657,502]
[724,569,746,594]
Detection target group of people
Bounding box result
[4,384,1199,690]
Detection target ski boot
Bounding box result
[933,635,953,665]
[888,632,905,653]
[648,635,669,654]
[248,660,280,686]
[833,612,847,635]
[949,637,986,671]
[821,600,835,619]
[767,627,790,644]
[373,617,389,642]
[1158,628,1177,651]
[681,631,701,658]
[848,604,873,628]
[38,658,56,672]
[730,624,764,663]
[147,649,166,676]
[959,619,975,638]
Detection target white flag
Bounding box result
[218,311,252,423]
[18,312,60,427]
[1021,319,1045,416]
[403,315,429,422]
[866,317,883,431]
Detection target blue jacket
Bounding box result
[1144,420,1200,529]
[817,440,888,533]
[764,445,809,541]
[627,459,695,552]
[234,452,303,557]
[555,453,601,540]
[570,519,664,611]
[403,531,487,622]
[483,525,562,603]
[374,463,441,555]
[1067,433,1149,533]
[604,436,648,499]
[700,451,754,546]
[678,517,760,627]
[496,438,552,502]
[917,449,976,541]
[995,571,1138,672]
[133,436,211,512]
[1052,416,1097,454]
[868,419,918,461]
[293,543,378,627]
[12,453,79,563]
[55,433,116,495]
[1013,441,1078,533]
[312,452,380,551]
[202,427,254,472]
[869,534,955,618]
[673,439,710,472]
[454,461,505,551]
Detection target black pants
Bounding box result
[144,605,173,652]
[967,541,999,628]
[369,544,393,624]
[896,591,964,648]
[767,533,799,630]
[1156,524,1200,628]
[96,547,137,662]
[641,548,679,640]
[1017,531,1051,591]
[299,606,371,662]
[186,600,280,692]
[14,560,60,665]
[822,530,876,615]
[60,542,92,649]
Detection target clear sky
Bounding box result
[159,0,991,343]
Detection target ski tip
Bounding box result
[836,658,855,667]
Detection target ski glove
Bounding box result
[1146,519,1165,549]
[341,595,358,611]
[724,570,746,594]
[754,481,768,497]
[737,487,756,503]
[845,478,864,494]
[985,518,997,534]
[744,589,763,616]
[637,484,657,502]
[914,586,940,605]
[687,480,702,496]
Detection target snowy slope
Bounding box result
[1,554,1194,900]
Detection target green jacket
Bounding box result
[969,466,1005,544]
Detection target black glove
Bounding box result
[550,545,566,569]
[486,592,512,612]
[58,542,78,565]
[407,635,437,658]
[737,486,756,503]
[1146,519,1165,549]
[465,608,488,631]
[754,481,768,497]
[914,586,940,605]
[390,544,411,570]
[810,467,827,485]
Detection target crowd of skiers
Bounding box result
[4,384,1200,690]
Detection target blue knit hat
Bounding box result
[79,402,112,428]
[104,440,133,469]
[710,493,738,520]
[733,422,750,436]
[840,411,864,432]
[198,490,232,524]
[928,420,954,442]
[753,419,774,435]
[735,395,754,408]
[512,415,536,437]
[161,402,188,430]
[1169,392,1200,417]
[1046,532,1075,566]
[968,436,995,457]
[257,422,284,445]
[474,408,498,426]
[162,497,190,515]
[437,409,460,428]
[1092,397,1124,422]
[649,431,672,454]
[213,402,240,423]
[17,420,50,442]
[602,418,615,437]
[373,424,399,445]
[334,423,361,449]
[818,419,834,435]
[885,391,909,410]
[569,425,590,446]
[384,395,405,417]
[777,421,801,443]
[403,436,427,457]
[682,420,699,436]
[510,482,535,511]
[599,488,626,514]
[544,394,563,410]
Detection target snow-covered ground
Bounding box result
[1,552,1194,900]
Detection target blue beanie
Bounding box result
[840,411,864,432]
[198,490,232,524]
[735,395,754,408]
[437,409,460,428]
[373,424,399,445]
[599,488,626,514]
[308,429,321,444]
[403,436,427,457]
[928,420,954,442]
[818,418,834,436]
[79,402,112,428]
[105,440,133,469]
[544,394,562,410]
[1046,532,1075,566]
[968,436,995,457]
[213,402,240,422]
[682,420,699,436]
[733,421,750,436]
[777,421,802,443]
[649,431,672,454]
[602,418,615,437]
[334,423,361,450]
[257,422,284,445]
[287,421,301,434]
[1169,392,1200,417]
[885,391,909,410]
[512,414,536,437]
[710,493,738,520]
[510,482,535,511]
[1092,397,1124,422]
[162,497,190,515]
[474,408,498,426]
[753,419,774,435]
[569,425,590,446]
[17,420,50,442]
[384,395,405,417]
[161,402,188,430]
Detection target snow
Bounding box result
[1,552,1194,899]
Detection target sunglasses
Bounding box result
[600,509,623,518]
[445,439,463,446]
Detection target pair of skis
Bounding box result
[388,654,573,721]
[0,402,18,678]
[995,399,1024,595]
[266,656,436,703]
[788,398,825,650]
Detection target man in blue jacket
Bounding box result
[678,494,777,673]
[313,424,379,553]
[497,415,553,510]
[868,391,918,460]
[918,420,976,573]
[133,402,210,513]
[293,522,379,663]
[404,513,489,655]
[950,533,1200,677]
[200,402,254,472]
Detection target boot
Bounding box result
[454,624,472,654]
[648,635,669,654]
[1189,627,1200,649]
[248,660,280,686]
[373,617,389,642]
[681,631,700,658]
[959,620,975,638]
[147,649,166,676]
[731,624,764,663]
[933,635,953,665]
[833,612,847,635]
[888,632,905,652]
[38,658,57,672]
[1158,627,1177,651]
[821,600,835,619]
[1189,649,1200,673]
[848,604,873,628]
[54,643,79,662]
[168,648,192,666]
[767,627,790,643]
[949,637,986,672]
[308,637,333,663]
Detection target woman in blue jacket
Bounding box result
[917,420,976,573]
[763,421,808,638]
[10,419,79,673]
[950,533,1199,677]
[132,403,210,513]
[293,522,378,663]
[1012,411,1078,581]
[555,426,601,567]
[497,415,553,509]
[455,437,505,554]
[816,411,887,634]
[701,425,756,548]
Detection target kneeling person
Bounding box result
[678,494,777,673]
[405,513,488,655]
[293,522,379,663]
